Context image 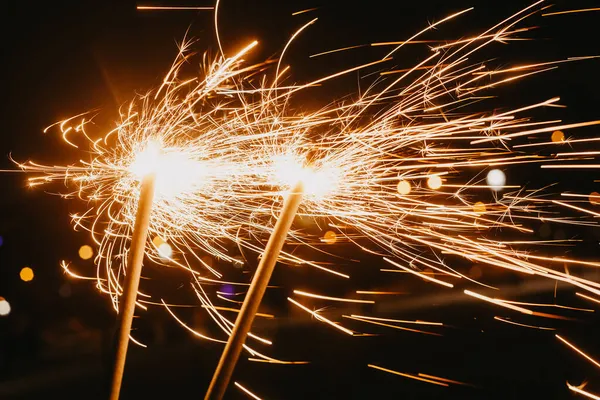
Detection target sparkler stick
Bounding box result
[205,181,304,400]
[109,173,156,400]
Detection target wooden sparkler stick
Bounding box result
[204,181,304,400]
[109,173,156,400]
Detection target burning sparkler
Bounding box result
[12,0,600,397]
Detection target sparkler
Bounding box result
[109,173,155,400]
[12,0,600,396]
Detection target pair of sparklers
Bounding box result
[16,1,600,398]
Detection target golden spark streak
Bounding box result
[136,6,214,10]
[310,45,367,58]
[344,315,442,336]
[234,382,262,400]
[287,297,354,335]
[464,290,533,315]
[556,335,600,369]
[384,258,454,288]
[368,364,449,387]
[576,292,600,305]
[567,384,600,400]
[292,7,318,16]
[417,373,474,387]
[494,316,555,330]
[293,290,375,304]
[349,315,442,326]
[248,358,309,364]
[356,290,406,295]
[543,8,600,17]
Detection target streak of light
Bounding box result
[556,335,600,369]
[368,364,449,387]
[494,316,555,330]
[543,8,600,17]
[234,382,262,400]
[344,315,442,336]
[136,5,214,10]
[293,290,375,304]
[464,290,533,315]
[287,297,354,335]
[567,383,600,400]
[384,258,454,288]
[417,373,474,387]
[356,290,406,295]
[576,292,600,305]
[248,358,310,364]
[292,7,318,16]
[310,45,367,58]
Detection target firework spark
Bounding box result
[15,0,600,390]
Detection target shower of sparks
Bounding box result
[16,0,600,374]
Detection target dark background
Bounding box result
[1,0,600,399]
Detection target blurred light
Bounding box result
[590,192,600,206]
[78,245,93,260]
[551,130,565,143]
[323,230,337,244]
[486,169,506,191]
[20,267,34,282]
[397,180,411,195]
[157,243,173,258]
[0,236,3,247]
[0,297,10,316]
[220,284,235,296]
[59,282,72,298]
[427,175,442,190]
[473,202,486,214]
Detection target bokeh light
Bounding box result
[0,235,3,247]
[397,180,411,195]
[551,130,565,143]
[589,192,600,206]
[0,297,10,316]
[78,245,93,260]
[427,175,443,190]
[473,202,487,214]
[486,169,506,191]
[158,242,173,258]
[20,267,34,282]
[323,230,337,244]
